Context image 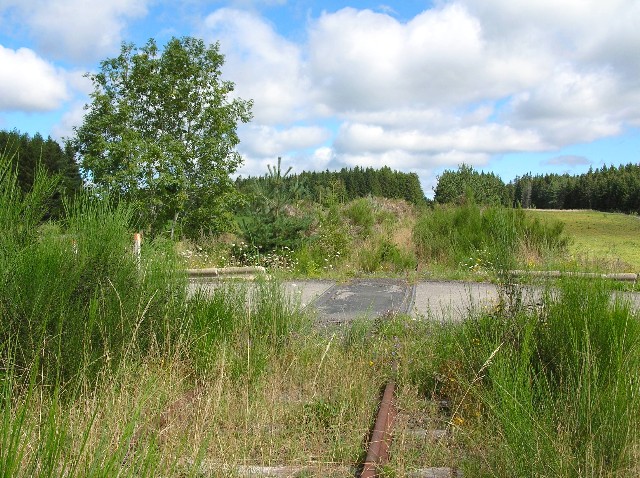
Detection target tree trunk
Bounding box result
[170,211,179,241]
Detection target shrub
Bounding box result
[413,201,567,272]
[343,197,375,236]
[357,238,417,273]
[427,279,640,476]
[0,152,187,387]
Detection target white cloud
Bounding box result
[201,8,313,124]
[234,124,331,179]
[4,0,640,193]
[506,66,624,144]
[334,122,547,155]
[1,0,148,62]
[309,146,335,170]
[543,155,590,167]
[238,124,330,157]
[303,1,640,182]
[0,45,68,111]
[307,4,550,113]
[459,0,640,121]
[51,100,86,140]
[186,1,640,193]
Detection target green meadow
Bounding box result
[527,209,640,272]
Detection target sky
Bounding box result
[1,0,640,196]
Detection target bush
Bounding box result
[290,204,350,275]
[427,279,640,476]
[343,197,375,236]
[413,201,567,272]
[240,213,312,252]
[358,238,417,273]
[0,152,187,387]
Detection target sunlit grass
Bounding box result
[4,145,639,476]
[425,278,640,477]
[527,209,640,272]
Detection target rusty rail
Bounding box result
[361,380,397,478]
[186,266,266,279]
[509,270,638,281]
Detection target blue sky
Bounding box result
[1,0,639,196]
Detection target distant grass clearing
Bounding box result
[527,209,640,272]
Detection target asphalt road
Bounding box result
[287,279,507,323]
[190,278,640,324]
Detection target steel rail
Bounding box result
[361,380,397,478]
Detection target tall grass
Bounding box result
[0,157,186,387]
[427,278,640,477]
[0,150,308,475]
[413,199,567,273]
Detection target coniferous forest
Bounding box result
[434,163,640,214]
[236,165,426,206]
[512,164,640,212]
[0,129,82,218]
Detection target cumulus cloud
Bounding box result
[51,100,86,140]
[0,45,68,111]
[234,124,331,178]
[309,5,487,111]
[334,123,546,155]
[460,0,640,137]
[506,65,624,145]
[195,0,640,190]
[201,8,313,124]
[239,124,331,157]
[1,0,148,61]
[308,4,556,113]
[6,0,640,192]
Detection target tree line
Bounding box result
[0,129,82,218]
[513,164,640,212]
[237,165,426,206]
[435,163,640,214]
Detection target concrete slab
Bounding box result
[188,278,640,325]
[311,279,413,325]
[411,281,499,322]
[282,280,335,308]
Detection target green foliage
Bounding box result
[188,280,305,378]
[358,238,416,273]
[1,145,305,387]
[413,200,567,272]
[441,279,640,476]
[0,150,308,473]
[434,164,510,206]
[70,36,252,238]
[239,158,312,252]
[530,209,640,272]
[241,214,312,252]
[343,197,375,236]
[512,163,640,213]
[0,149,188,386]
[0,129,82,218]
[236,165,426,205]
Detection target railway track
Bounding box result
[360,378,462,478]
[179,278,464,477]
[163,381,462,477]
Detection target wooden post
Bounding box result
[133,232,142,267]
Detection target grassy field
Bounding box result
[526,210,640,272]
[3,148,639,477]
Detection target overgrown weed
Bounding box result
[413,199,568,276]
[422,278,640,477]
